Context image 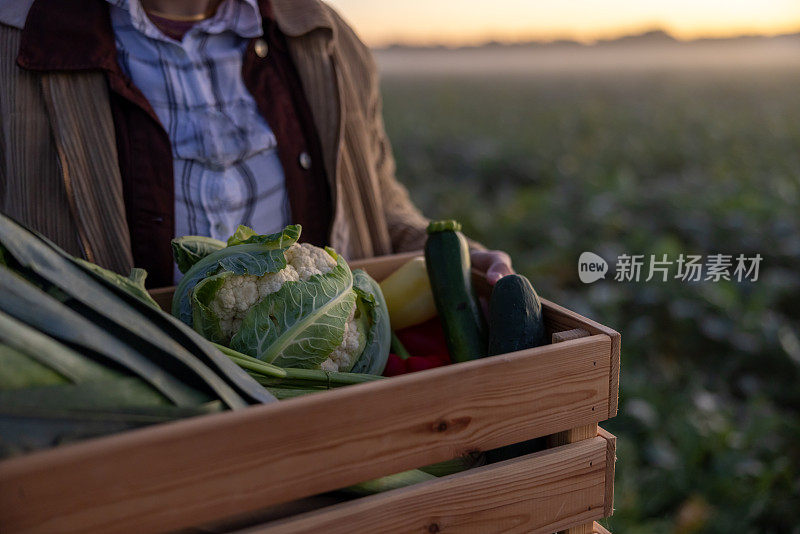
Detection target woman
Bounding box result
[0,0,512,286]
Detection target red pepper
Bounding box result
[395,318,450,360]
[383,319,452,377]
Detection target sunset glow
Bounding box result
[326,0,800,46]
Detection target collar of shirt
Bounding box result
[106,0,263,43]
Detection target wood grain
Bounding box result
[553,328,591,344]
[548,424,599,534]
[593,522,612,534]
[540,298,621,419]
[547,424,598,448]
[237,436,610,534]
[0,334,613,533]
[598,427,617,518]
[546,329,601,534]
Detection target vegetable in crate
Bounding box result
[0,213,273,457]
[384,323,451,376]
[424,220,487,362]
[484,273,548,465]
[378,256,437,330]
[172,225,391,374]
[172,235,226,274]
[487,274,547,356]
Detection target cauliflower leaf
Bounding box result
[172,225,301,325]
[349,269,391,375]
[230,254,356,369]
[171,236,226,274]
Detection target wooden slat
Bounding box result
[546,327,600,534]
[565,520,593,532]
[237,436,610,534]
[553,328,591,344]
[548,423,599,534]
[598,427,617,518]
[149,285,174,312]
[545,427,615,534]
[183,495,353,534]
[227,430,617,534]
[0,334,613,534]
[540,298,621,419]
[548,423,598,448]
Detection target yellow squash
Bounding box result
[379,256,437,330]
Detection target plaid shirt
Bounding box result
[108,0,290,270]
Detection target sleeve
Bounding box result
[329,5,486,253]
[364,50,487,252]
[367,86,431,252]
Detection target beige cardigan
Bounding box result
[0,0,438,275]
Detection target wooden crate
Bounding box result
[0,252,620,534]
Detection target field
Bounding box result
[379,61,800,533]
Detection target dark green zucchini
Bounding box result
[485,273,548,464]
[424,220,487,362]
[487,274,546,356]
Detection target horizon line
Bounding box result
[368,27,800,50]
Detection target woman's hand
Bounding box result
[470,249,514,285]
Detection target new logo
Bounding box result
[578,251,608,284]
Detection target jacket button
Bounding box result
[254,39,269,58]
[299,151,311,170]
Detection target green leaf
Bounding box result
[349,270,391,375]
[226,225,259,246]
[227,224,301,247]
[0,310,121,384]
[128,268,148,287]
[171,236,226,274]
[0,377,168,411]
[0,402,224,459]
[418,453,486,477]
[339,469,435,496]
[0,344,68,390]
[71,256,276,406]
[251,368,383,388]
[172,239,298,326]
[74,259,160,310]
[191,272,233,345]
[0,267,207,407]
[346,299,369,372]
[0,213,263,408]
[230,254,356,368]
[263,387,319,400]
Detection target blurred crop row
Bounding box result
[381,68,800,533]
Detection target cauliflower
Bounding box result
[210,267,299,338]
[320,304,360,371]
[207,242,361,371]
[284,242,338,280]
[175,224,390,375]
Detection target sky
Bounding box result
[326,0,800,47]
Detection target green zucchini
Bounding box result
[487,274,546,356]
[485,274,547,464]
[424,220,487,362]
